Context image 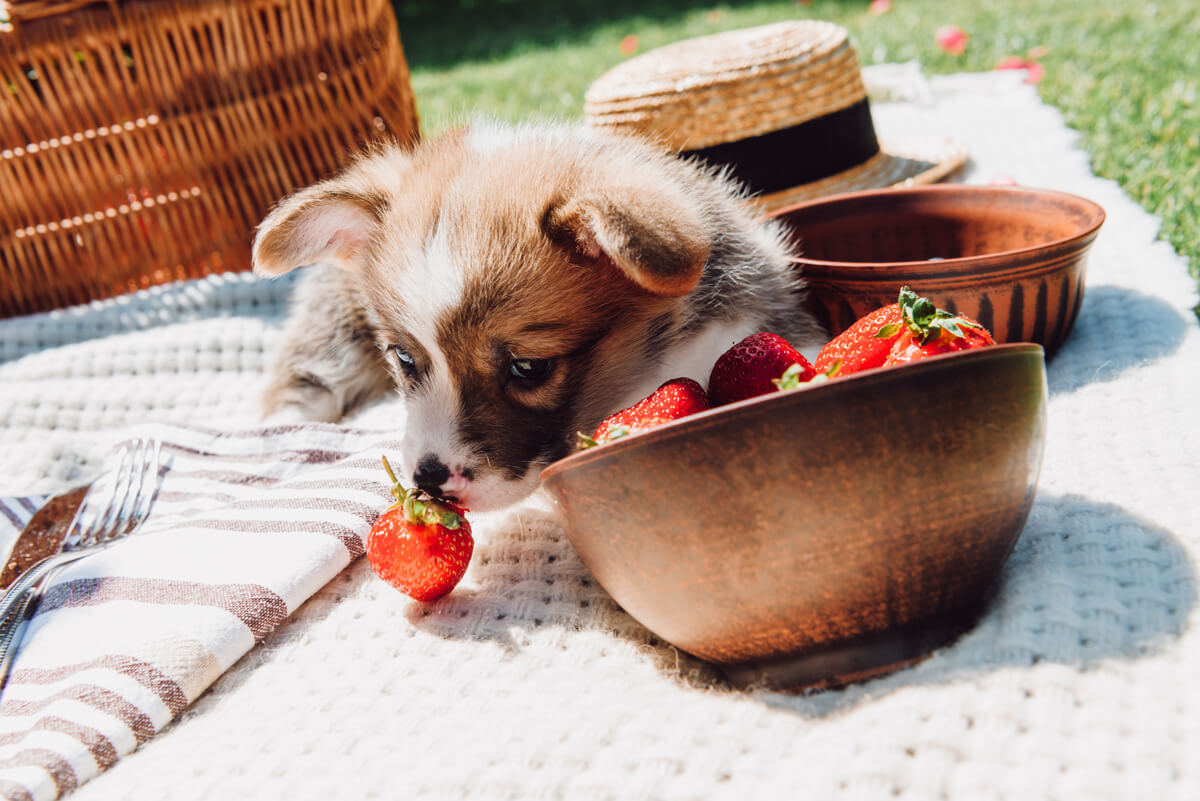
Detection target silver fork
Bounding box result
[0,437,162,691]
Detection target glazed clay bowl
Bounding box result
[769,185,1105,355]
[540,344,1047,690]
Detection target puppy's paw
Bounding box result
[261,405,329,427]
[261,376,344,424]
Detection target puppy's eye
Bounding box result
[507,357,555,386]
[390,346,418,379]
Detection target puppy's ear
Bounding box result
[545,182,711,297]
[252,178,389,277]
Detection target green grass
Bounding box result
[394,0,1200,309]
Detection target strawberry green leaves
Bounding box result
[896,286,984,345]
[369,456,473,602]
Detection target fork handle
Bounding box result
[0,545,101,676]
[0,548,97,695]
[0,586,43,693]
[0,548,90,624]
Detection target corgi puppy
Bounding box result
[252,122,823,511]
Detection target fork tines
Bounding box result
[66,437,162,550]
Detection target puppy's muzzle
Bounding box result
[413,453,451,496]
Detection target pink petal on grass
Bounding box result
[996,56,1045,84]
[619,34,639,55]
[935,25,968,56]
[869,0,892,14]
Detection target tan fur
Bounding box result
[252,122,822,509]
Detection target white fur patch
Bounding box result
[395,223,468,485]
[404,223,467,337]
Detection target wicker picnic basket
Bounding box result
[0,0,420,318]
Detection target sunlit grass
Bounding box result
[395,0,1200,304]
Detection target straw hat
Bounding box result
[584,20,966,212]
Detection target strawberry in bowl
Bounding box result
[580,377,711,448]
[542,313,1044,690]
[816,286,995,377]
[707,332,817,406]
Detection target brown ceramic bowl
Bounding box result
[540,344,1047,690]
[769,185,1105,355]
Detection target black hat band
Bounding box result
[680,97,880,196]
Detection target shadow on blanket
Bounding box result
[762,492,1196,718]
[406,493,1194,713]
[1048,285,1190,394]
[405,502,726,686]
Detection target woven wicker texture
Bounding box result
[0,0,419,318]
[585,21,964,211]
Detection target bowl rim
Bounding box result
[768,184,1106,272]
[541,342,1046,480]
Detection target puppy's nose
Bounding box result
[412,453,451,495]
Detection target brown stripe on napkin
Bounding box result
[155,489,239,505]
[167,421,392,440]
[0,423,398,801]
[160,469,293,488]
[1,496,44,532]
[0,717,120,770]
[162,442,351,465]
[0,749,76,795]
[165,455,388,487]
[0,501,25,531]
[284,477,390,492]
[37,578,289,641]
[181,518,366,556]
[10,655,189,718]
[154,486,387,508]
[194,495,379,521]
[0,778,34,801]
[0,686,158,744]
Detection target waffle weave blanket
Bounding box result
[0,69,1196,801]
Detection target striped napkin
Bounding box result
[0,422,399,801]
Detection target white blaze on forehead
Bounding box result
[403,221,467,341]
[399,222,469,470]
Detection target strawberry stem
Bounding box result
[772,362,808,390]
[897,286,981,345]
[380,453,464,530]
[381,454,405,503]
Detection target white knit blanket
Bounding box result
[0,70,1197,800]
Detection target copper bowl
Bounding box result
[769,185,1105,355]
[540,344,1047,690]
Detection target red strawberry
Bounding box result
[814,303,905,377]
[816,287,994,376]
[581,377,710,447]
[367,455,473,602]
[708,332,817,406]
[883,295,995,365]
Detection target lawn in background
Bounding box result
[394,0,1200,307]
